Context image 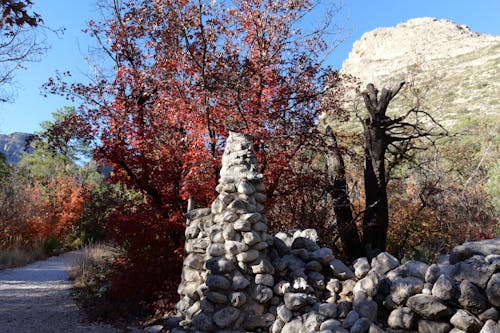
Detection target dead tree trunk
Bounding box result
[361,81,404,256]
[325,126,362,260]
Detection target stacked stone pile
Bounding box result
[173,132,500,333]
[265,233,500,333]
[175,132,274,332]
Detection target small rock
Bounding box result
[299,228,320,242]
[230,291,247,307]
[292,237,320,251]
[390,276,424,305]
[425,264,442,284]
[233,219,251,231]
[353,257,371,278]
[478,308,499,322]
[213,306,240,328]
[253,285,273,303]
[486,273,500,307]
[354,298,377,322]
[404,260,429,279]
[458,280,488,314]
[450,309,482,333]
[432,274,456,301]
[251,258,275,274]
[255,273,274,287]
[306,260,323,272]
[406,294,453,319]
[144,325,164,333]
[303,312,326,332]
[371,252,400,275]
[327,279,342,293]
[281,318,304,333]
[319,303,338,318]
[342,310,359,329]
[368,323,385,333]
[206,257,234,273]
[236,249,259,262]
[453,256,496,289]
[350,317,371,333]
[277,304,293,322]
[232,273,250,290]
[242,231,261,245]
[320,318,342,330]
[417,319,452,333]
[206,291,227,303]
[293,276,310,292]
[354,271,379,297]
[479,320,500,333]
[237,181,255,195]
[205,275,230,292]
[191,313,215,330]
[387,307,415,329]
[329,259,355,280]
[311,247,335,263]
[284,292,309,311]
[271,319,285,333]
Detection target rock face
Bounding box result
[342,17,499,87]
[173,132,500,333]
[339,17,500,132]
[0,132,31,163]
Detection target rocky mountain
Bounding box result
[0,132,30,164]
[331,17,499,211]
[341,17,500,123]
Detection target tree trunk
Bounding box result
[362,124,389,257]
[325,126,362,260]
[360,82,404,257]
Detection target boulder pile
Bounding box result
[173,132,500,333]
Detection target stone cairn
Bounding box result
[173,132,500,333]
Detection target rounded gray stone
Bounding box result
[206,274,231,290]
[486,273,500,307]
[450,309,482,333]
[236,249,259,262]
[406,294,453,319]
[387,307,415,329]
[213,306,241,328]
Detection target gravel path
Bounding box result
[0,251,121,333]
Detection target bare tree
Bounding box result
[0,0,46,102]
[358,81,447,256]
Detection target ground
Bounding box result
[0,251,121,333]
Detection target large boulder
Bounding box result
[450,238,500,264]
[406,295,453,319]
[387,307,415,330]
[458,280,489,314]
[486,273,500,307]
[450,309,482,333]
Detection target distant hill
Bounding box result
[326,17,499,210]
[340,17,500,124]
[0,132,31,164]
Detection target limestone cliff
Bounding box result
[341,17,500,121]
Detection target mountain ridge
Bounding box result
[0,132,30,164]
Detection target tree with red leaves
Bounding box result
[46,0,346,307]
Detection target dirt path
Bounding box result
[0,251,121,333]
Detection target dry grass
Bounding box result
[0,244,46,270]
[69,243,118,285]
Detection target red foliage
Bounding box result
[107,208,184,307]
[0,174,85,248]
[45,0,345,308]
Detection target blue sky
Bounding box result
[0,0,499,134]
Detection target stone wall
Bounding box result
[173,132,500,333]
